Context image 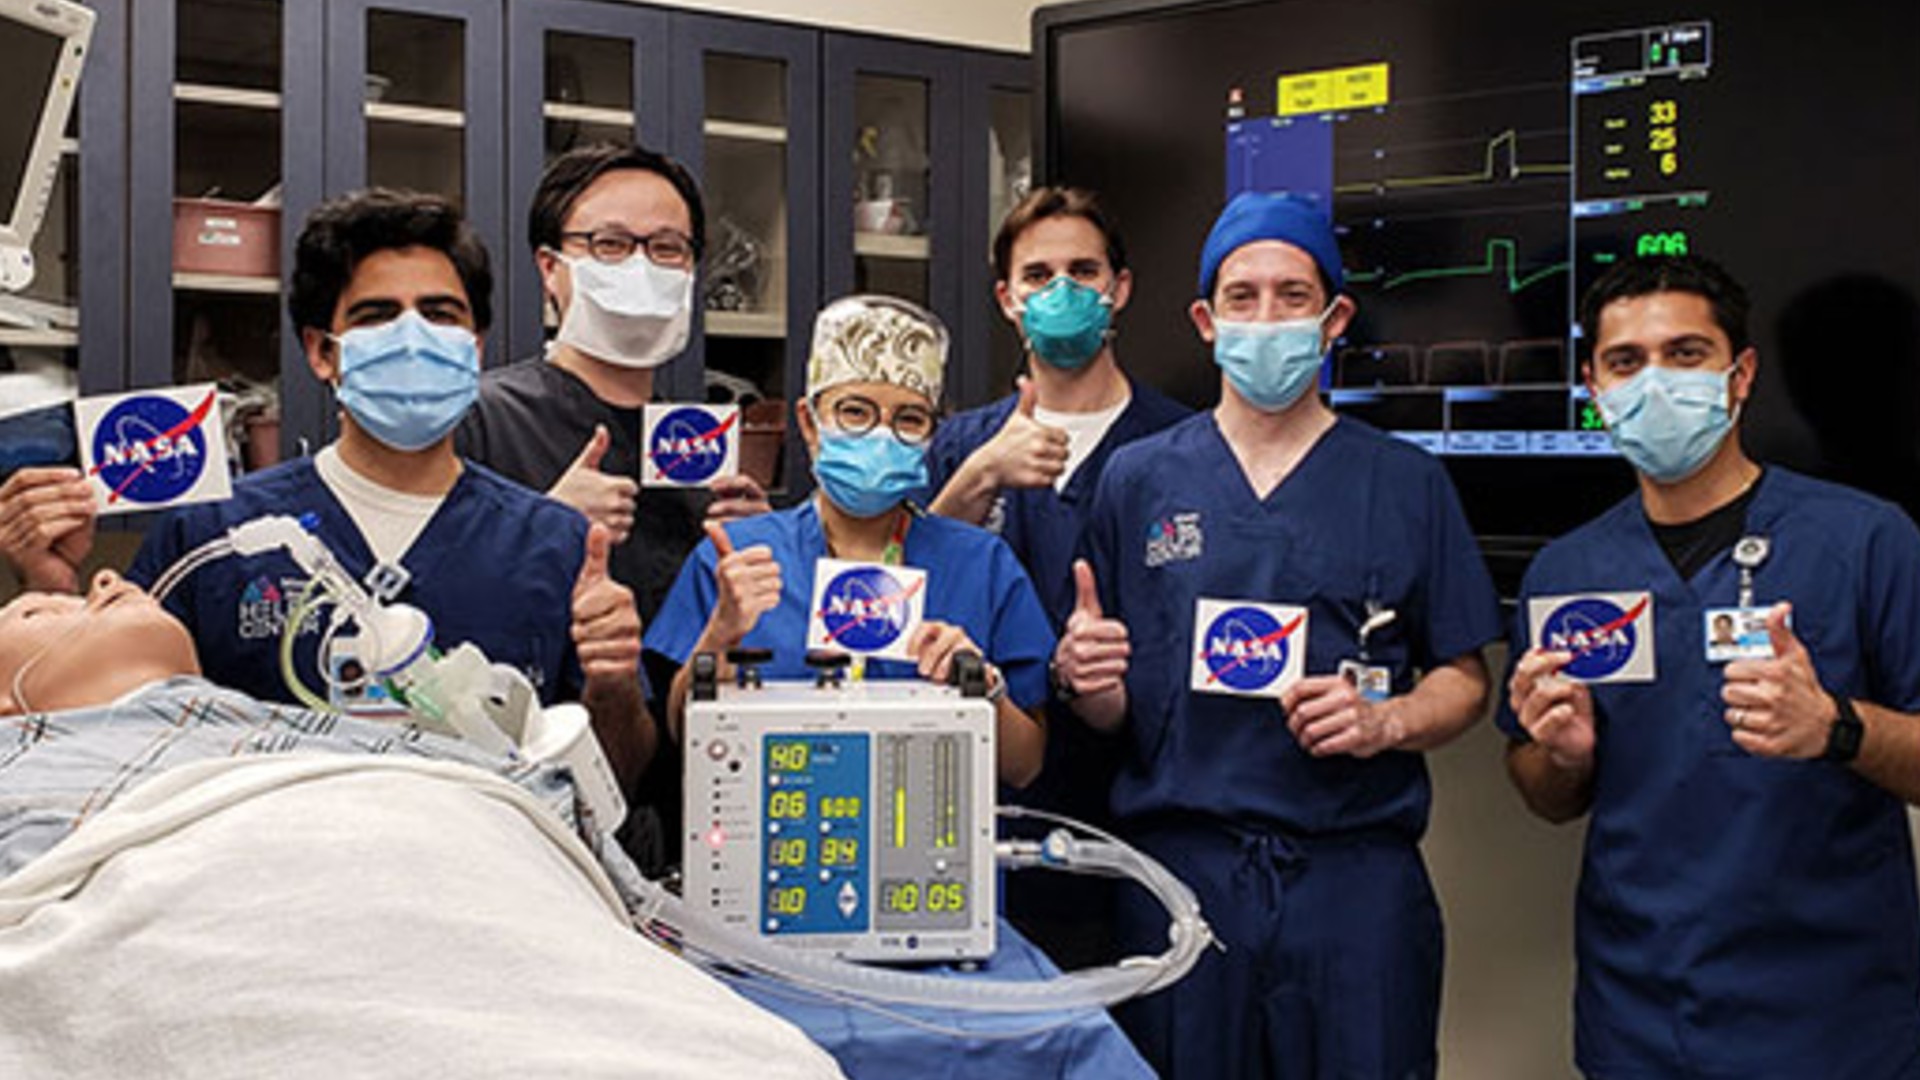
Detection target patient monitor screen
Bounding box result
[0,18,64,227]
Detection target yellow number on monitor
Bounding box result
[768,790,808,819]
[1648,127,1676,152]
[1649,99,1677,125]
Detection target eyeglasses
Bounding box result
[819,393,937,446]
[558,228,697,268]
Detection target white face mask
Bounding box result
[552,250,694,369]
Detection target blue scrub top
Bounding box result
[928,377,1190,630]
[1084,413,1501,839]
[645,500,1055,709]
[1496,468,1920,1079]
[128,458,591,706]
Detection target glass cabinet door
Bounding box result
[824,37,961,368]
[670,14,817,496]
[960,52,1032,408]
[504,0,667,366]
[128,0,293,468]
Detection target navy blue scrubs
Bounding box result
[1497,468,1920,1079]
[1083,413,1501,1079]
[645,499,1054,711]
[929,377,1188,957]
[127,458,591,706]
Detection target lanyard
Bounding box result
[849,509,913,682]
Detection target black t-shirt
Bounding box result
[455,355,708,625]
[455,355,708,874]
[1647,471,1764,581]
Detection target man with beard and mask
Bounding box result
[1501,254,1920,1080]
[0,189,654,797]
[1052,192,1501,1079]
[646,294,1052,789]
[923,186,1187,969]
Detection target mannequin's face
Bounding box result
[0,572,199,715]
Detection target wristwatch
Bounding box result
[984,662,1009,705]
[1822,692,1864,764]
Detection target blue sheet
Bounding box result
[734,921,1155,1080]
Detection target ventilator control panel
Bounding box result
[683,679,996,961]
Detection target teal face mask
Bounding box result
[334,311,480,452]
[1212,307,1330,412]
[1596,365,1738,483]
[1019,277,1112,370]
[813,428,929,518]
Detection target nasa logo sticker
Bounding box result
[642,403,739,487]
[73,384,231,515]
[806,557,927,662]
[1190,597,1309,698]
[1527,591,1656,683]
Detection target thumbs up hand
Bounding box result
[1720,602,1836,759]
[571,521,642,683]
[1053,558,1131,697]
[704,521,782,649]
[549,424,638,544]
[979,376,1072,490]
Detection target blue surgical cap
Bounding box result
[1196,191,1345,299]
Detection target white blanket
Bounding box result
[0,756,846,1080]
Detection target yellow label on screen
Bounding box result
[1278,62,1390,116]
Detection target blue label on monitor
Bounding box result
[762,732,870,936]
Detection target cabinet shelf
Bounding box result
[364,102,466,129]
[0,328,79,348]
[175,83,283,110]
[706,310,787,338]
[174,272,280,295]
[704,119,787,144]
[544,101,635,127]
[853,233,931,260]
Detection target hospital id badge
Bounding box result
[1526,591,1656,684]
[1338,659,1391,702]
[1190,598,1308,699]
[1703,605,1781,663]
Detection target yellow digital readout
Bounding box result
[819,795,863,819]
[1277,62,1389,117]
[768,790,808,819]
[770,837,808,866]
[769,886,807,916]
[821,837,860,866]
[767,741,810,772]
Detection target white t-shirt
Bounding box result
[1035,395,1130,492]
[312,445,446,566]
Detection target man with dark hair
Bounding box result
[924,186,1186,966]
[0,188,654,796]
[456,142,770,872]
[1503,253,1920,1079]
[457,142,768,624]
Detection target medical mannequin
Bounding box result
[0,572,197,715]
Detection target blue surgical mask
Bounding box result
[334,310,480,452]
[813,428,929,518]
[1019,277,1112,369]
[1596,365,1739,483]
[1213,307,1330,412]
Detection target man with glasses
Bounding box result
[646,294,1052,788]
[0,189,654,797]
[1053,192,1501,1079]
[456,144,770,871]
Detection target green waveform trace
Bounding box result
[1345,237,1570,293]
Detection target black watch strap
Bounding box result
[1822,693,1865,764]
[1049,658,1079,704]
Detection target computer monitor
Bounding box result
[0,0,93,292]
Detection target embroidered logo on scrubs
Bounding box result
[237,576,324,642]
[806,558,928,661]
[74,384,232,514]
[1145,512,1203,568]
[642,403,739,487]
[1527,591,1657,683]
[1190,598,1308,699]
